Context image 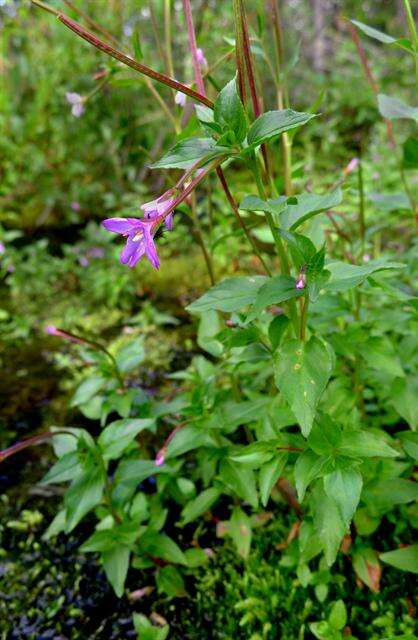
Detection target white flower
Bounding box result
[175,91,187,107]
[66,92,85,118]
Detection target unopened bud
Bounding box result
[155,446,167,467]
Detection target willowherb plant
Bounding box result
[3,0,417,620]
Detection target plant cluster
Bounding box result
[1,0,417,636]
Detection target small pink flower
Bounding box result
[71,201,81,212]
[78,256,89,267]
[45,325,60,336]
[196,48,208,69]
[0,242,5,255]
[155,447,167,467]
[175,91,187,107]
[296,274,306,290]
[66,92,85,118]
[363,254,371,263]
[343,158,359,176]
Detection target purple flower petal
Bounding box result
[142,225,160,269]
[120,235,143,265]
[102,218,134,235]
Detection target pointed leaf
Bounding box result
[274,337,333,436]
[246,109,315,148]
[323,467,363,526]
[259,453,288,506]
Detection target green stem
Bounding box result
[357,158,365,253]
[190,192,215,286]
[216,167,272,276]
[250,155,290,274]
[299,295,309,341]
[164,0,175,79]
[250,155,299,334]
[403,0,418,91]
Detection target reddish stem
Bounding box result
[57,13,214,108]
[347,21,396,149]
[182,0,206,96]
[0,430,77,463]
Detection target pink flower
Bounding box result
[196,48,208,69]
[66,92,85,118]
[71,201,81,212]
[155,446,167,467]
[45,325,60,336]
[343,158,359,176]
[0,242,5,255]
[296,274,306,290]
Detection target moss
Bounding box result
[172,514,417,640]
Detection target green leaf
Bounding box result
[280,231,316,268]
[274,337,333,437]
[325,259,405,293]
[239,194,283,215]
[351,19,414,52]
[112,459,164,504]
[230,441,275,468]
[390,376,418,429]
[115,338,145,373]
[197,309,223,357]
[368,192,411,212]
[184,548,208,568]
[403,137,418,169]
[42,509,67,540]
[138,532,187,565]
[151,137,228,169]
[167,425,211,458]
[380,545,418,574]
[339,430,398,458]
[246,109,315,148]
[41,451,82,485]
[218,398,271,430]
[397,431,418,461]
[276,190,342,231]
[229,507,252,559]
[133,614,170,640]
[357,336,404,378]
[377,94,418,122]
[214,77,247,143]
[363,478,418,509]
[81,521,140,552]
[64,464,106,532]
[71,376,106,407]
[187,276,267,313]
[323,467,363,526]
[102,546,130,598]
[308,416,341,456]
[98,419,154,461]
[294,450,330,501]
[329,600,347,631]
[247,275,303,321]
[268,315,291,351]
[312,482,346,566]
[156,565,187,597]
[219,460,258,508]
[259,453,288,506]
[180,487,221,525]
